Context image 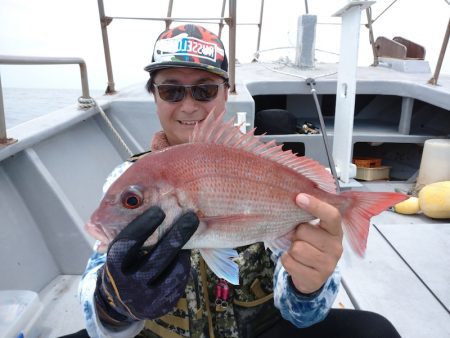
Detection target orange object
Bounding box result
[352,157,382,168]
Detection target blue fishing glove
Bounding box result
[94,206,199,326]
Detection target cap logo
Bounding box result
[154,33,223,63]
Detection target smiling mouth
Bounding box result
[178,120,203,125]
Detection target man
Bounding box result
[71,24,399,338]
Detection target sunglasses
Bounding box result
[153,81,227,102]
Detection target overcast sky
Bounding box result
[1,0,449,91]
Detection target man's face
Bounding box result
[152,68,228,146]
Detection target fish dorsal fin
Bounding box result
[191,110,336,194]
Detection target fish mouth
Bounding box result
[84,221,120,246]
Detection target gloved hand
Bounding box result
[94,206,199,326]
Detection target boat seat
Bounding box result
[374,36,426,59]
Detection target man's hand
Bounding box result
[94,206,199,325]
[281,193,343,295]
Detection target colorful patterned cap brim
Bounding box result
[144,24,229,79]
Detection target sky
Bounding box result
[1,0,449,91]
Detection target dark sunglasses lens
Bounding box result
[192,84,219,101]
[157,85,185,102]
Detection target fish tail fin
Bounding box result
[339,191,407,256]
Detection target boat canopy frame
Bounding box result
[96,0,266,95]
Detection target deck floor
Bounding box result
[340,182,450,337]
[37,275,84,337]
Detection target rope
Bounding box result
[256,60,337,80]
[372,0,398,24]
[78,96,96,109]
[253,47,337,80]
[78,96,134,157]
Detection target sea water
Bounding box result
[2,87,104,129]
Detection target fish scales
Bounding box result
[152,143,316,248]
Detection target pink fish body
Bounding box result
[86,111,407,284]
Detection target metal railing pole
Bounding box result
[429,18,450,86]
[0,75,9,143]
[97,0,116,94]
[218,0,227,39]
[365,7,379,66]
[304,0,309,14]
[256,0,265,52]
[0,56,91,99]
[229,0,237,94]
[79,62,91,99]
[0,74,17,146]
[110,16,231,23]
[166,0,174,29]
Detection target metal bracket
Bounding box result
[0,137,18,147]
[101,16,113,28]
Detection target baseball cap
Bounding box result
[144,24,229,79]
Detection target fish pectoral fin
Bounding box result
[266,230,295,255]
[200,248,240,285]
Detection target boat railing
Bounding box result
[0,55,92,147]
[428,17,450,85]
[97,0,265,95]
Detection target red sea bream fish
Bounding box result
[85,111,407,284]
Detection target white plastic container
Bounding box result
[0,290,42,338]
[355,166,391,181]
[416,139,450,190]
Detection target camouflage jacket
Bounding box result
[138,244,280,338]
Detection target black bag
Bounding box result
[254,109,297,135]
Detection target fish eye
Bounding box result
[121,186,144,209]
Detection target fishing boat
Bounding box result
[1,1,449,337]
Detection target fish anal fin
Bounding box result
[200,248,240,285]
[266,230,295,255]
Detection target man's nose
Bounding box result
[180,88,199,110]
